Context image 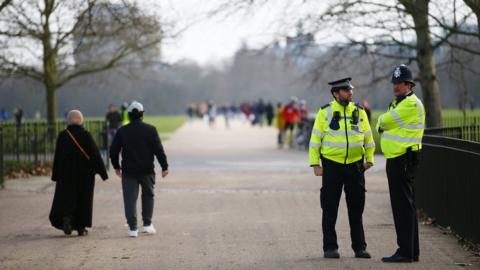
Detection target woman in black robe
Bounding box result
[49,110,108,236]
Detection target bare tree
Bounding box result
[0,0,12,12]
[0,0,163,124]
[464,0,480,36]
[216,0,480,127]
[319,0,479,127]
[400,0,442,127]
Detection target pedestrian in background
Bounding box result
[105,104,122,145]
[49,110,108,236]
[110,101,169,238]
[275,102,285,148]
[283,97,300,147]
[120,102,129,126]
[265,101,274,126]
[14,106,23,126]
[362,100,372,124]
[1,108,8,121]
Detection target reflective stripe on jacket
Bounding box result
[309,100,375,165]
[376,92,425,159]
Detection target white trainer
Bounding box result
[128,229,138,238]
[141,225,156,234]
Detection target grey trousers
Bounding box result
[122,174,155,230]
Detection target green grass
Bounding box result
[83,115,187,135]
[440,109,480,117]
[143,115,187,133]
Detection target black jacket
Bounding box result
[50,125,108,230]
[110,119,168,175]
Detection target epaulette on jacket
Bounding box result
[321,103,331,109]
[354,103,364,110]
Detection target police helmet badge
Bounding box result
[393,67,401,78]
[391,64,415,86]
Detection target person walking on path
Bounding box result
[49,110,108,236]
[283,97,300,147]
[110,101,169,238]
[377,64,425,263]
[309,77,375,259]
[265,101,274,126]
[14,106,23,126]
[120,102,129,126]
[275,102,286,148]
[105,104,122,144]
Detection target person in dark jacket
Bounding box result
[265,102,274,126]
[49,110,108,236]
[109,101,169,237]
[106,104,122,133]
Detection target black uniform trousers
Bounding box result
[320,157,367,252]
[386,153,420,259]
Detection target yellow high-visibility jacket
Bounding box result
[376,92,425,159]
[276,106,286,130]
[309,100,375,165]
[122,110,129,126]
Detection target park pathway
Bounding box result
[0,119,479,269]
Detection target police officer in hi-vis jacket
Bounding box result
[377,64,425,263]
[309,77,375,259]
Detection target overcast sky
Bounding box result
[157,0,318,66]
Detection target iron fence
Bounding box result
[0,120,109,185]
[442,116,480,127]
[425,125,480,142]
[416,134,480,244]
[0,125,3,187]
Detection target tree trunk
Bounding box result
[45,79,56,125]
[401,0,442,127]
[42,0,57,125]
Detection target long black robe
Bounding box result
[49,125,108,231]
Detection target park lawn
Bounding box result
[84,115,187,134]
[143,115,187,133]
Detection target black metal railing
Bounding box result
[0,125,3,187]
[425,125,480,143]
[0,120,109,186]
[442,116,480,127]
[416,134,480,244]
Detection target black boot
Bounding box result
[62,217,72,235]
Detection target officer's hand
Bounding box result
[115,169,122,177]
[161,170,169,178]
[363,163,373,171]
[313,166,323,176]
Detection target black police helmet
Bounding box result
[391,64,415,86]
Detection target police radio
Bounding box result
[351,108,359,125]
[329,111,341,130]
